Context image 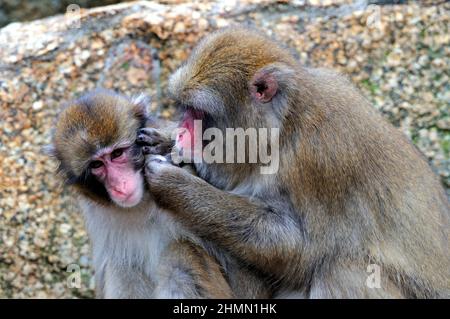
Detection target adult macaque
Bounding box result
[49,90,269,298]
[142,27,450,298]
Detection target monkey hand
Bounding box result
[143,153,190,205]
[136,127,173,156]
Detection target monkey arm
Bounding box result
[145,159,303,272]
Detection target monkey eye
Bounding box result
[111,148,125,160]
[89,160,103,169]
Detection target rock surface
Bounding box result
[0,0,448,298]
[0,0,127,27]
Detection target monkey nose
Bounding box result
[110,188,127,199]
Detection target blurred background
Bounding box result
[0,0,448,298]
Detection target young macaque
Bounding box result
[141,27,450,298]
[49,89,269,299]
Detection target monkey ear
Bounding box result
[250,71,278,103]
[131,93,151,120]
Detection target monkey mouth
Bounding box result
[181,107,205,130]
[178,107,205,145]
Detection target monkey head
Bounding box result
[50,90,150,208]
[168,27,299,156]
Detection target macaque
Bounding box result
[141,27,450,298]
[49,89,269,298]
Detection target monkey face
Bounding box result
[51,89,149,208]
[87,145,145,208]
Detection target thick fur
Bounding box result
[79,197,233,298]
[144,27,450,298]
[51,90,269,299]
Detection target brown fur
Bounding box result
[144,27,450,298]
[161,240,234,299]
[51,89,270,299]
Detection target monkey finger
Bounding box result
[138,128,164,141]
[148,154,168,163]
[139,127,160,136]
[136,134,163,146]
[142,146,153,155]
[144,155,170,178]
[142,145,166,155]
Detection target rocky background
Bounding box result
[0,0,448,298]
[0,0,130,27]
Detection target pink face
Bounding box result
[89,146,144,208]
[176,108,204,161]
